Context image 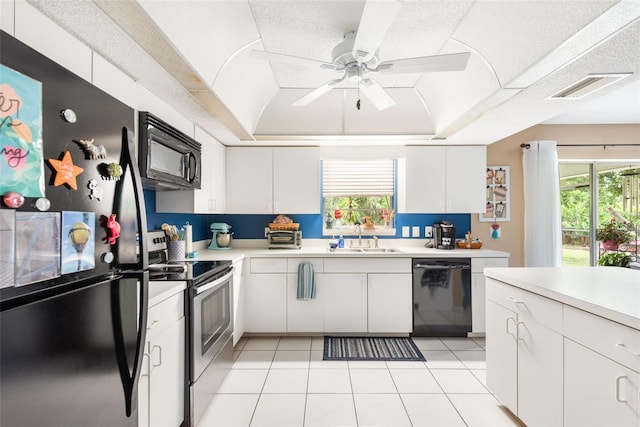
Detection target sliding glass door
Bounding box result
[560,162,640,266]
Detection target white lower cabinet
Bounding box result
[564,338,639,427]
[245,273,287,333]
[139,291,185,427]
[232,259,245,346]
[323,273,368,333]
[486,278,563,426]
[246,257,410,334]
[471,257,508,334]
[368,273,412,333]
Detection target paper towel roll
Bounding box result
[185,224,193,254]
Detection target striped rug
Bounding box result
[323,336,425,361]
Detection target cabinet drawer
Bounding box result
[471,257,508,273]
[324,257,410,273]
[251,257,287,273]
[147,291,184,340]
[486,278,562,333]
[287,258,324,273]
[564,305,640,372]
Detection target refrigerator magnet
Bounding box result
[48,151,84,190]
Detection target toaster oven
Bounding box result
[267,230,302,249]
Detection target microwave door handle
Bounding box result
[187,152,197,183]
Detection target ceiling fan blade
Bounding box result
[352,0,401,64]
[292,75,346,107]
[250,50,338,71]
[359,78,395,110]
[377,52,471,74]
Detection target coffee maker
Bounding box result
[434,221,456,250]
[208,222,233,250]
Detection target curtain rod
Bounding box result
[520,143,640,149]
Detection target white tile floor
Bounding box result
[198,336,521,427]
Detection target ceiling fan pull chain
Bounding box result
[357,68,361,110]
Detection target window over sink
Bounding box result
[322,159,396,236]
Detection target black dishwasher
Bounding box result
[411,258,472,337]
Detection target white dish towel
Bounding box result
[297,262,316,300]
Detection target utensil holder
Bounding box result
[167,240,185,261]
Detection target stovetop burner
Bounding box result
[147,230,232,286]
[148,260,232,285]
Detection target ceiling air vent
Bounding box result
[549,73,632,99]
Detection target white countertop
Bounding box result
[148,281,186,307]
[484,267,640,330]
[184,244,509,263]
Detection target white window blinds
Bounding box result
[322,159,394,197]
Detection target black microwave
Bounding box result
[138,111,201,190]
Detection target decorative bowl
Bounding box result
[456,241,483,249]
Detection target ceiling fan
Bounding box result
[250,0,470,111]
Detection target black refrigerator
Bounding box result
[1,31,149,426]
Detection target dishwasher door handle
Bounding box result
[414,264,471,270]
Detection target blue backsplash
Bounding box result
[144,190,471,241]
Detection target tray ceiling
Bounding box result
[24,0,640,145]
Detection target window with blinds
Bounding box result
[322,159,396,235]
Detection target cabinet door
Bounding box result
[403,146,447,213]
[323,274,367,333]
[207,136,226,213]
[245,273,287,332]
[470,257,509,334]
[486,300,518,413]
[286,273,325,332]
[517,317,563,426]
[273,147,320,214]
[445,146,486,213]
[368,273,412,333]
[232,260,244,346]
[226,147,273,213]
[565,338,639,427]
[149,317,185,427]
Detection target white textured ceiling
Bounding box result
[24,0,640,145]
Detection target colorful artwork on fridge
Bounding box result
[0,64,45,197]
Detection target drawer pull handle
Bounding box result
[147,320,160,330]
[507,296,524,304]
[615,343,640,357]
[615,375,628,403]
[516,321,526,341]
[152,345,162,369]
[506,317,517,339]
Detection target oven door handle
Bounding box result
[195,268,234,295]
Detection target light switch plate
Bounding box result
[412,226,420,237]
[425,226,433,238]
[402,226,410,237]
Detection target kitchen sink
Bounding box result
[326,247,403,253]
[359,248,403,253]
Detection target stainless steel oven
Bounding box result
[189,267,233,426]
[146,230,233,427]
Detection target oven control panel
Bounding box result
[148,230,169,253]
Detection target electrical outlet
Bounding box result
[425,226,433,238]
[402,226,410,237]
[412,226,420,237]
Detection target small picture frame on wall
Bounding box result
[480,166,510,222]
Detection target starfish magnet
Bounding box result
[48,151,84,190]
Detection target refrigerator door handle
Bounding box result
[111,271,149,417]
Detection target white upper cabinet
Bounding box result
[155,127,226,213]
[273,147,320,214]
[226,146,320,214]
[401,145,486,213]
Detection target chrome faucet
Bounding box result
[354,223,362,247]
